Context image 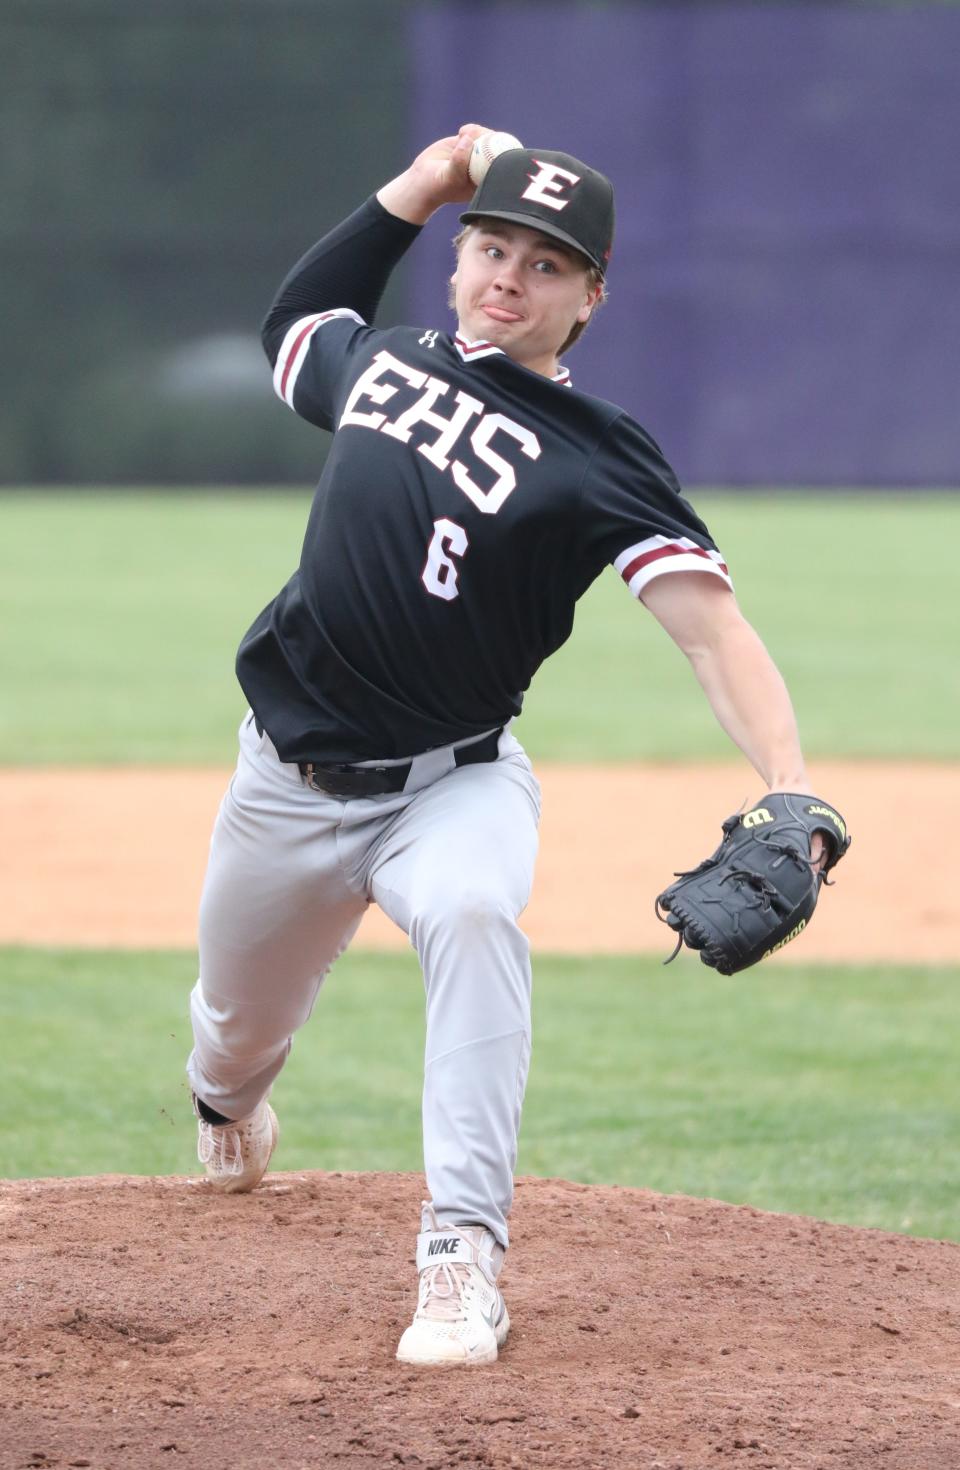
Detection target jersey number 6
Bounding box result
[421,517,468,601]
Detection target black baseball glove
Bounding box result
[655,793,850,975]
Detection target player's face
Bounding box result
[452,223,600,375]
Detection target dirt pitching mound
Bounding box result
[4,1172,959,1470]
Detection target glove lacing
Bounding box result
[719,869,781,907]
[657,866,782,967]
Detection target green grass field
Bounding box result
[1,488,955,1236]
[1,490,957,762]
[2,946,957,1241]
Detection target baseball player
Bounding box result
[187,125,824,1367]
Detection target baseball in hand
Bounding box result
[468,131,524,186]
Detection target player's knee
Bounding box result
[413,886,517,943]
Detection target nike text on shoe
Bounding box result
[396,1204,509,1367]
[194,1094,279,1194]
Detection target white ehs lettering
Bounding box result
[381,379,484,471]
[339,350,426,430]
[422,518,468,601]
[451,415,541,515]
[521,160,582,212]
[339,352,542,515]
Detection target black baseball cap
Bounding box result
[460,147,615,275]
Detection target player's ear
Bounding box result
[576,283,602,324]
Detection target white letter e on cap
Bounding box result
[521,160,581,212]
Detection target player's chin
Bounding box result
[479,321,519,342]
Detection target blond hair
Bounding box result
[450,222,607,356]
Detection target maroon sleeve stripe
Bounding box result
[620,542,729,584]
[278,314,329,401]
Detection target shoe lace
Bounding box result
[197,1120,245,1175]
[417,1261,474,1321]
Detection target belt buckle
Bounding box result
[302,762,358,797]
[302,760,401,798]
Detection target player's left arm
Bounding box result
[640,572,825,862]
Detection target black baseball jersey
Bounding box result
[239,198,731,765]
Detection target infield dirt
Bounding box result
[3,760,959,961]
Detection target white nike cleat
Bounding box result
[396,1204,509,1367]
[194,1095,279,1194]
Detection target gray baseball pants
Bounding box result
[186,711,541,1247]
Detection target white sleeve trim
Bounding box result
[613,534,732,598]
[272,309,366,410]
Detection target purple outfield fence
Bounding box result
[408,2,959,487]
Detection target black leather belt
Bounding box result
[248,720,500,798]
[252,715,502,797]
[299,728,503,797]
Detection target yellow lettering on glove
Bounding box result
[761,919,807,960]
[805,804,847,843]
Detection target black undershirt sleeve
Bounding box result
[261,196,423,366]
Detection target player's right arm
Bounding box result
[261,124,487,368]
[262,126,492,430]
[260,201,419,369]
[261,181,432,430]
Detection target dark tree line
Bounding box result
[2,0,409,484]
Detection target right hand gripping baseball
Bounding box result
[378,125,493,224]
[655,793,850,975]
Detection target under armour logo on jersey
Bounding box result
[521,160,582,212]
[418,330,439,348]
